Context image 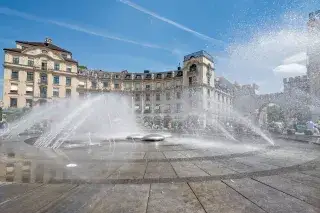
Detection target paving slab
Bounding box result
[193,160,236,176]
[171,162,209,177]
[91,184,149,213]
[223,178,320,213]
[144,152,166,160]
[108,163,147,179]
[255,175,320,208]
[43,184,114,213]
[0,184,76,213]
[280,172,320,189]
[144,162,177,179]
[163,151,188,159]
[147,183,206,213]
[0,183,42,204]
[189,181,265,213]
[218,159,254,173]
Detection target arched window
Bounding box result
[190,64,197,72]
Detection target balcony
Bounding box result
[144,110,151,114]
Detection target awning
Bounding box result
[26,86,33,91]
[79,81,85,86]
[10,84,18,91]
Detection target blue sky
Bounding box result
[0,0,319,95]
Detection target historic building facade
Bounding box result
[2,39,234,128]
[2,38,78,108]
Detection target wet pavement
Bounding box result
[0,137,319,212]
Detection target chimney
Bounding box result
[45,37,52,44]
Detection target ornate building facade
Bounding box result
[2,39,234,128]
[2,38,78,108]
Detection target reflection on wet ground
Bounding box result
[0,137,319,212]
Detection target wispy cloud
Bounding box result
[273,63,307,76]
[0,7,170,51]
[118,0,225,46]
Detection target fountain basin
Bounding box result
[126,134,144,140]
[141,134,165,142]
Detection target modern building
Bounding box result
[2,38,234,128]
[2,38,78,108]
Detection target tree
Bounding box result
[78,65,87,69]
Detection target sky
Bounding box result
[0,0,319,95]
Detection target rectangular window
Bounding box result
[146,84,151,90]
[66,89,71,97]
[11,71,19,80]
[146,94,150,101]
[13,57,19,64]
[207,89,210,96]
[176,80,182,86]
[135,104,140,112]
[28,59,34,67]
[176,103,182,112]
[125,82,130,89]
[41,61,47,70]
[66,77,71,86]
[10,98,17,108]
[103,82,108,88]
[156,93,160,101]
[155,104,160,113]
[26,99,33,108]
[53,88,59,97]
[40,86,47,98]
[166,92,171,100]
[166,81,171,88]
[114,83,120,89]
[26,86,33,95]
[135,83,140,90]
[165,104,171,112]
[135,93,140,101]
[92,81,97,88]
[144,104,151,113]
[66,67,72,72]
[27,72,33,82]
[10,84,18,94]
[54,63,60,71]
[189,77,192,85]
[53,76,59,85]
[176,92,181,99]
[156,82,161,88]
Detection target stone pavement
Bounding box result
[0,137,319,212]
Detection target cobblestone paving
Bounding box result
[0,138,319,212]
